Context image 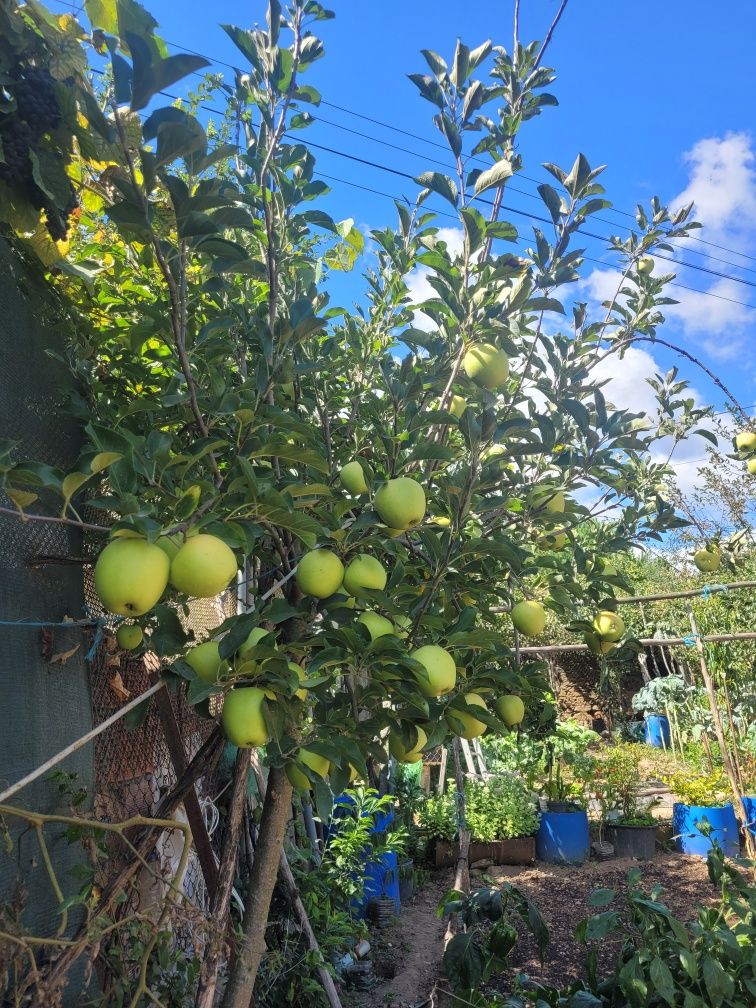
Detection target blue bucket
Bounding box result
[331,796,400,915]
[742,796,756,837]
[672,802,740,857]
[536,810,590,865]
[644,714,671,749]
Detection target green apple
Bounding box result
[356,611,394,640]
[538,532,568,551]
[637,255,654,275]
[287,748,330,789]
[374,477,427,531]
[585,631,616,656]
[481,444,507,464]
[693,546,722,572]
[186,640,229,684]
[170,534,237,598]
[747,458,756,476]
[449,394,467,418]
[339,460,369,495]
[599,558,618,577]
[496,694,525,726]
[388,725,427,763]
[511,600,546,637]
[448,693,488,740]
[94,538,170,617]
[411,644,457,698]
[735,431,756,452]
[238,626,272,661]
[116,624,143,651]
[593,610,625,642]
[463,343,509,390]
[221,687,270,747]
[544,490,565,514]
[343,554,387,597]
[296,548,345,598]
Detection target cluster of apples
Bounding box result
[96,530,238,650]
[584,609,625,655]
[735,430,756,477]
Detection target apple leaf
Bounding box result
[5,488,38,510]
[91,452,123,473]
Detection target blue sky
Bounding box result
[54,0,756,488]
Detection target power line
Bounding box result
[67,54,756,310]
[48,0,756,270]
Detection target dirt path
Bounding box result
[342,871,452,1008]
[343,853,716,1005]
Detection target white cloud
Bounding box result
[405,227,464,330]
[674,133,756,252]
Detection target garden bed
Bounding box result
[432,836,536,867]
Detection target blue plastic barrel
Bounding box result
[536,810,590,865]
[672,802,740,857]
[742,796,756,837]
[644,714,671,748]
[331,797,400,915]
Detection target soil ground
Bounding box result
[342,852,716,1008]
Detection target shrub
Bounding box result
[419,775,539,842]
[663,768,729,806]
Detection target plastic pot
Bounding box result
[398,858,414,903]
[606,823,657,859]
[644,714,671,749]
[536,809,590,865]
[672,802,739,857]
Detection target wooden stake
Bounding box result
[437,744,448,795]
[687,608,755,860]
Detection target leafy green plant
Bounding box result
[439,883,549,999]
[592,742,648,823]
[419,775,539,842]
[662,768,729,807]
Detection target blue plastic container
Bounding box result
[742,796,756,837]
[644,714,671,749]
[672,802,740,857]
[536,810,590,865]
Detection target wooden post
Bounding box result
[687,608,755,859]
[460,738,477,777]
[150,674,219,900]
[436,744,448,795]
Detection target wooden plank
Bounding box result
[151,674,219,900]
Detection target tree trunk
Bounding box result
[196,748,250,1008]
[221,765,293,1008]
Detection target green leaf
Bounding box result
[679,948,698,980]
[702,956,733,1006]
[5,488,38,510]
[461,207,485,255]
[415,172,458,208]
[586,888,615,907]
[61,472,91,510]
[473,159,513,196]
[174,485,201,520]
[91,452,123,473]
[583,911,620,941]
[421,49,447,77]
[650,957,675,1006]
[443,931,486,991]
[251,440,329,474]
[127,33,210,112]
[450,39,470,87]
[538,183,564,224]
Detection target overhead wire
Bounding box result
[47,0,756,269]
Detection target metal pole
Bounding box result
[517,631,756,655]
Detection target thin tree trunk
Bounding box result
[444,739,470,949]
[196,748,250,1008]
[221,765,294,1008]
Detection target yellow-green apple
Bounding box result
[388,725,427,763]
[693,546,722,572]
[186,640,228,684]
[116,624,143,651]
[735,431,756,452]
[296,548,344,598]
[463,343,509,390]
[544,490,565,514]
[170,534,237,598]
[637,255,654,275]
[374,477,426,530]
[339,460,369,495]
[356,611,394,639]
[496,694,525,726]
[599,558,618,577]
[410,644,457,697]
[747,458,756,475]
[593,610,625,642]
[343,554,387,597]
[286,748,330,789]
[585,631,616,656]
[449,394,467,418]
[511,600,546,637]
[238,626,272,661]
[94,538,170,617]
[221,687,270,747]
[538,532,568,551]
[448,693,488,739]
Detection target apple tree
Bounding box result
[0,0,717,1001]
